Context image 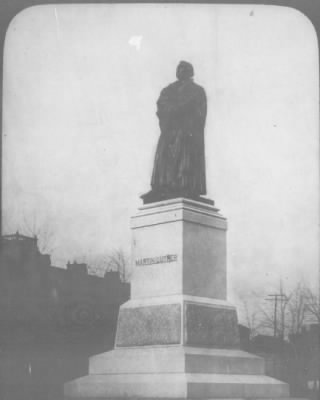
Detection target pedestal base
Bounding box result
[64,298,290,399]
[64,346,290,399]
[64,199,296,399]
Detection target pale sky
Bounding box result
[2,4,319,299]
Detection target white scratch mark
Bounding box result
[128,35,143,51]
[54,7,61,39]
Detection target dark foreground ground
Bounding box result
[0,323,115,400]
[0,323,319,400]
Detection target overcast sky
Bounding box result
[2,4,319,299]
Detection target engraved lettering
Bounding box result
[135,254,178,266]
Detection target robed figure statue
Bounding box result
[142,61,209,204]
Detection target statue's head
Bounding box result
[176,61,194,81]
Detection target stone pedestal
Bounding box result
[64,198,291,399]
[130,198,227,300]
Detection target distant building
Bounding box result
[0,233,131,398]
[289,324,320,394]
[0,232,51,326]
[238,324,250,351]
[245,330,319,397]
[0,233,130,334]
[49,262,129,327]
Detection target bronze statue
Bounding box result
[142,61,211,204]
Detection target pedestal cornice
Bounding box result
[131,197,227,230]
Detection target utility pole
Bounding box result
[266,293,287,337]
[279,280,286,339]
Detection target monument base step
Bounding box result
[65,398,306,400]
[64,346,291,399]
[89,347,265,375]
[64,372,289,399]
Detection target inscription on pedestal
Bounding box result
[135,254,178,266]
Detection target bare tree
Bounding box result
[78,248,131,282]
[76,253,108,276]
[258,305,277,336]
[105,249,131,282]
[258,282,309,337]
[302,286,320,324]
[240,297,263,338]
[2,209,59,255]
[238,283,288,338]
[286,282,308,335]
[237,281,316,338]
[236,289,269,338]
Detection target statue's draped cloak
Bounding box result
[151,78,207,196]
